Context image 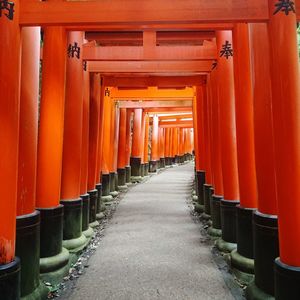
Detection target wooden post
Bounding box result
[16,27,44,298]
[208,63,223,238]
[230,23,258,274]
[0,0,21,294]
[246,22,279,299]
[125,109,132,183]
[130,108,143,179]
[87,73,101,227]
[143,113,150,175]
[150,115,159,172]
[80,59,91,236]
[101,87,113,200]
[60,31,87,250]
[117,108,127,188]
[268,1,300,297]
[36,26,69,281]
[216,30,239,251]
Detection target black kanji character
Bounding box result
[67,42,81,59]
[273,0,295,15]
[220,41,233,59]
[0,0,14,20]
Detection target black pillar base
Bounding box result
[141,163,145,177]
[87,189,98,227]
[236,206,254,259]
[96,183,102,214]
[208,194,222,237]
[246,211,279,297]
[114,172,119,191]
[16,211,46,298]
[220,199,239,244]
[165,157,170,166]
[144,163,149,176]
[203,184,212,216]
[118,168,126,186]
[109,172,115,192]
[275,258,300,300]
[80,194,90,231]
[38,205,69,285]
[149,160,158,173]
[38,205,64,258]
[0,258,20,300]
[175,155,180,164]
[60,198,87,254]
[160,158,166,168]
[196,171,206,205]
[230,206,255,283]
[101,174,110,196]
[130,157,142,177]
[125,165,131,183]
[60,199,82,241]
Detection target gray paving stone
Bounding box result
[63,163,236,300]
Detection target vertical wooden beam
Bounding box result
[268,0,300,295]
[216,30,239,248]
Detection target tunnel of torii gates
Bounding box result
[2,0,300,299]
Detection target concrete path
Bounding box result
[64,163,235,300]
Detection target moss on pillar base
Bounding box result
[246,211,279,298]
[39,247,70,286]
[21,280,49,300]
[0,258,21,300]
[60,199,87,255]
[231,206,255,284]
[230,249,254,285]
[194,203,204,213]
[207,227,222,238]
[38,205,70,285]
[216,238,237,253]
[82,227,94,241]
[245,280,275,300]
[102,195,113,202]
[16,211,49,300]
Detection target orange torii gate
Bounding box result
[1,0,300,299]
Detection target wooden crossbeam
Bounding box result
[103,76,205,88]
[83,45,216,61]
[111,87,194,100]
[160,123,193,128]
[66,23,234,31]
[117,100,192,108]
[19,0,269,26]
[88,61,212,73]
[85,31,215,46]
[145,107,192,113]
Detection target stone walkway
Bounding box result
[63,163,238,300]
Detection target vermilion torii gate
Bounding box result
[1,0,300,299]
